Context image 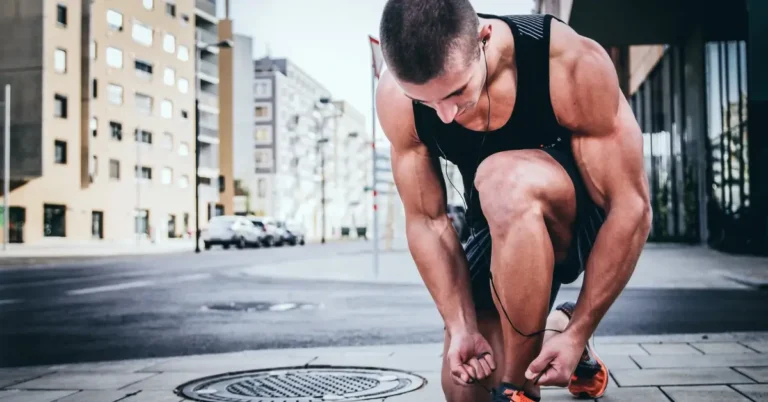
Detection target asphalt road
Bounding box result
[1,242,767,368]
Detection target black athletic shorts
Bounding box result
[464,148,607,312]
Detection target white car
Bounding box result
[202,216,262,250]
[248,216,282,247]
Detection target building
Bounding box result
[0,0,224,245]
[535,0,768,255]
[230,33,255,214]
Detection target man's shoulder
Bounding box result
[376,70,421,149]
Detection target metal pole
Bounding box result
[3,85,9,251]
[136,126,141,246]
[321,136,326,244]
[194,41,202,253]
[371,69,379,277]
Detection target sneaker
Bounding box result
[490,383,540,402]
[555,302,610,399]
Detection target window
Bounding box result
[181,110,189,119]
[178,142,190,156]
[109,121,123,141]
[161,167,173,185]
[257,178,267,197]
[90,40,97,60]
[106,47,123,68]
[90,117,97,137]
[254,126,271,143]
[163,67,175,86]
[135,59,153,79]
[254,105,270,118]
[107,83,123,105]
[91,155,98,180]
[54,48,66,73]
[54,140,67,164]
[92,211,103,239]
[165,2,176,17]
[179,175,189,188]
[161,99,173,119]
[163,33,175,53]
[135,128,152,144]
[106,9,123,31]
[254,79,272,97]
[132,22,153,46]
[44,204,66,237]
[135,166,152,180]
[135,209,149,235]
[92,78,98,98]
[109,159,120,179]
[162,132,173,150]
[135,93,153,115]
[254,149,273,170]
[57,4,67,26]
[143,0,153,9]
[54,94,67,118]
[183,213,190,234]
[178,78,189,94]
[177,45,189,61]
[168,214,176,238]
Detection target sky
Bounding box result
[220,0,536,139]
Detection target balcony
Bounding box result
[199,152,218,170]
[198,90,218,110]
[198,59,218,81]
[195,0,216,18]
[198,126,218,141]
[196,28,218,47]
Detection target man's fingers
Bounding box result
[535,369,569,387]
[467,357,486,380]
[525,349,556,380]
[451,366,471,385]
[477,356,493,379]
[463,361,479,383]
[481,352,496,372]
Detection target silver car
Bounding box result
[202,216,263,250]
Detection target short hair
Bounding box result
[379,0,480,85]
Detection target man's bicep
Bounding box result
[391,143,447,221]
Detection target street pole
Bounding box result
[321,137,326,244]
[136,126,141,246]
[371,69,379,277]
[3,85,10,251]
[194,98,201,253]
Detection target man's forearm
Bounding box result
[566,205,651,343]
[406,216,478,334]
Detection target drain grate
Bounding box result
[175,366,426,401]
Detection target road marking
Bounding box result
[67,280,155,295]
[269,303,297,312]
[172,273,213,283]
[0,299,21,305]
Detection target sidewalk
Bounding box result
[0,332,766,401]
[241,243,768,290]
[0,239,195,260]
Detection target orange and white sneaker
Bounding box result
[555,302,610,399]
[491,383,540,402]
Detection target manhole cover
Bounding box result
[203,302,321,312]
[175,366,426,401]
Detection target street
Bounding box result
[1,242,767,368]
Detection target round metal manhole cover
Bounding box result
[175,366,426,401]
[202,302,321,312]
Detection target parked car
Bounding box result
[202,215,263,250]
[280,220,306,246]
[248,216,282,247]
[447,204,469,243]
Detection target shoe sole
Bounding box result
[569,337,609,399]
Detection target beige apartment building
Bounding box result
[0,0,223,245]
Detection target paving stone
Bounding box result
[734,367,768,383]
[119,390,186,402]
[121,372,223,391]
[633,353,768,369]
[0,372,53,389]
[641,344,703,355]
[47,359,164,373]
[601,354,640,369]
[732,384,768,401]
[55,391,136,402]
[661,385,752,401]
[592,343,649,356]
[597,387,670,402]
[692,342,758,355]
[0,391,78,402]
[141,355,314,373]
[311,354,442,372]
[10,372,156,390]
[540,388,580,401]
[612,368,753,387]
[744,342,768,353]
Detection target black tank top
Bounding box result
[413,13,571,230]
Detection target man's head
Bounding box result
[379,0,492,123]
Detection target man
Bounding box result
[376,1,652,401]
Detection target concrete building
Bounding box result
[0,0,223,245]
[535,0,768,255]
[230,33,255,214]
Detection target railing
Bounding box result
[199,113,218,130]
[195,0,216,17]
[198,90,218,109]
[198,126,218,139]
[197,28,218,47]
[198,59,218,78]
[199,152,218,169]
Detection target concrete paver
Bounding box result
[692,342,758,355]
[611,367,754,387]
[744,342,768,353]
[732,384,768,401]
[661,385,752,401]
[54,391,138,402]
[633,353,768,369]
[9,372,157,391]
[0,391,78,402]
[733,366,768,383]
[641,343,704,355]
[596,387,671,402]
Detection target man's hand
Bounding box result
[524,332,583,387]
[446,330,496,386]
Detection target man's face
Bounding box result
[397,46,486,124]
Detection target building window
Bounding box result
[163,67,175,86]
[143,0,153,9]
[109,121,123,141]
[109,159,120,179]
[181,13,189,24]
[179,174,189,188]
[92,211,104,239]
[135,128,152,144]
[134,59,153,79]
[163,33,176,53]
[161,99,173,119]
[181,110,189,119]
[178,78,189,94]
[254,104,271,119]
[56,4,67,26]
[165,2,176,17]
[168,214,176,238]
[257,178,267,198]
[254,149,273,171]
[135,166,152,181]
[54,48,67,73]
[90,155,98,180]
[54,94,67,118]
[106,9,123,31]
[44,204,66,237]
[177,45,189,61]
[107,83,123,105]
[178,142,190,156]
[106,46,123,69]
[90,40,97,60]
[92,78,97,98]
[90,117,97,137]
[254,126,271,143]
[161,167,173,185]
[183,213,190,234]
[54,140,67,164]
[254,79,272,98]
[162,132,173,150]
[135,93,153,115]
[132,21,153,46]
[135,209,149,235]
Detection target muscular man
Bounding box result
[376,1,652,401]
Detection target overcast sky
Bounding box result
[220,0,535,138]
